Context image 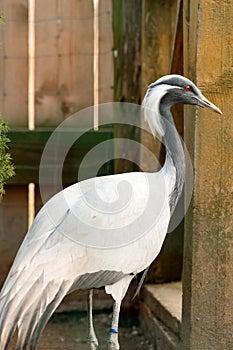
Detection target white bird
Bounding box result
[0,75,222,350]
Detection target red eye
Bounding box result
[185,85,191,92]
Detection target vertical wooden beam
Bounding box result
[170,0,183,76]
[113,0,142,173]
[28,0,35,131]
[141,0,184,284]
[0,186,28,287]
[28,0,36,227]
[35,0,94,127]
[182,1,233,349]
[113,0,141,104]
[93,0,99,131]
[98,0,113,104]
[141,0,180,170]
[0,0,28,126]
[0,0,29,286]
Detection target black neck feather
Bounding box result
[160,104,185,214]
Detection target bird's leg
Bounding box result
[87,289,98,349]
[107,300,121,350]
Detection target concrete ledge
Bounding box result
[139,282,182,349]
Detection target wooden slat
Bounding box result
[139,302,179,350]
[140,0,178,173]
[35,0,94,127]
[0,1,115,311]
[0,0,28,127]
[99,0,113,104]
[170,0,183,75]
[112,0,141,174]
[140,0,184,284]
[8,129,114,184]
[0,185,28,287]
[139,283,182,348]
[182,1,233,349]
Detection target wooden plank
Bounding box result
[8,129,114,184]
[140,0,178,173]
[113,0,141,104]
[182,1,233,349]
[140,0,184,284]
[35,0,94,127]
[0,0,28,127]
[170,0,184,141]
[141,283,182,335]
[139,302,180,350]
[0,1,29,290]
[99,0,113,104]
[170,0,183,75]
[0,185,28,288]
[112,0,141,173]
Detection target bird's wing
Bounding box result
[2,171,169,277]
[0,171,170,349]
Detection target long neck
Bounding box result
[160,105,185,214]
[143,84,185,214]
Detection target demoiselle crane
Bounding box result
[0,75,222,350]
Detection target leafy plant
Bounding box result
[0,14,15,198]
[0,120,15,198]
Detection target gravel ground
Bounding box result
[8,310,153,350]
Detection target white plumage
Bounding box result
[0,75,222,350]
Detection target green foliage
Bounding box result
[0,14,14,198]
[0,120,15,198]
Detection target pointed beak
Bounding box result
[196,95,223,115]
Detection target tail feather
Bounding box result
[16,310,38,350]
[29,281,72,350]
[16,280,72,350]
[0,272,72,350]
[15,283,48,350]
[0,274,45,350]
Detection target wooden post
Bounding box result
[0,0,29,287]
[112,0,142,173]
[182,1,233,349]
[141,0,178,172]
[140,0,185,284]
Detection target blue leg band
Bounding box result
[109,328,118,334]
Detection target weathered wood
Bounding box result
[99,0,113,104]
[113,0,141,104]
[140,0,182,172]
[140,0,184,284]
[112,0,141,173]
[0,0,115,312]
[170,0,183,75]
[0,185,28,287]
[141,283,182,336]
[141,0,179,97]
[0,0,28,127]
[182,1,233,349]
[139,303,180,350]
[35,0,94,126]
[0,1,29,289]
[7,129,114,184]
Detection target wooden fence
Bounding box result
[0,0,184,294]
[0,0,113,285]
[1,2,232,349]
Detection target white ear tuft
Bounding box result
[142,84,174,137]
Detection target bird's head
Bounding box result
[143,74,222,136]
